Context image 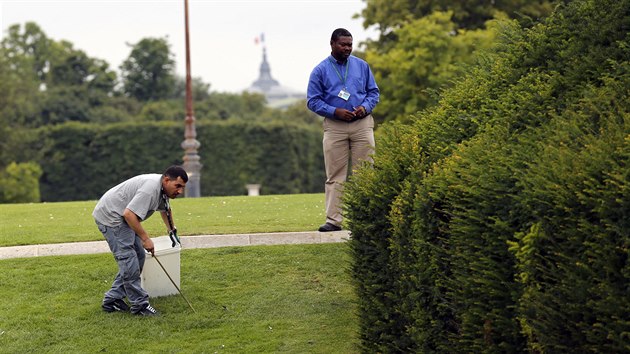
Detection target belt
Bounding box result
[333,113,370,123]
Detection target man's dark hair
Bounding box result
[331,28,352,42]
[163,165,189,183]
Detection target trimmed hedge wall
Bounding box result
[344,0,630,352]
[3,120,324,202]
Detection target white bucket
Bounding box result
[141,235,181,298]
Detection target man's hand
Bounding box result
[352,105,366,118]
[123,208,153,255]
[142,238,155,256]
[334,108,356,121]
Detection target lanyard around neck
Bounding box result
[161,189,171,211]
[328,57,349,87]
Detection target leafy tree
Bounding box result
[0,45,41,128]
[1,22,115,93]
[47,41,92,86]
[0,23,49,128]
[40,86,92,124]
[1,22,119,127]
[357,0,555,123]
[47,40,116,93]
[80,95,140,124]
[0,162,43,203]
[359,0,555,33]
[366,11,498,123]
[120,37,176,101]
[137,100,182,121]
[87,104,135,124]
[173,75,211,101]
[35,41,118,125]
[1,22,52,82]
[133,91,271,123]
[195,91,267,121]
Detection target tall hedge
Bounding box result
[2,120,324,201]
[345,0,630,352]
[511,71,630,352]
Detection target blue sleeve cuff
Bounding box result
[325,106,336,119]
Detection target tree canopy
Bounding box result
[0,21,325,202]
[120,37,176,101]
[358,0,557,123]
[0,22,306,129]
[360,0,555,34]
[365,11,499,123]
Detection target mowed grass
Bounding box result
[0,243,358,353]
[0,194,358,352]
[0,194,326,247]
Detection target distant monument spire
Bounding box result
[251,46,279,91]
[247,33,305,109]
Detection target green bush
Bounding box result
[1,120,324,202]
[0,161,43,203]
[345,19,522,350]
[345,0,630,352]
[510,67,630,353]
[345,122,421,352]
[197,121,324,197]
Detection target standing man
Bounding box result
[93,165,188,316]
[307,28,380,232]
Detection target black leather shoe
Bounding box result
[132,303,159,316]
[102,299,130,313]
[318,222,342,232]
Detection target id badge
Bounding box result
[338,89,351,101]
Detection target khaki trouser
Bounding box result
[323,115,375,227]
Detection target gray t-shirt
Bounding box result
[93,174,166,227]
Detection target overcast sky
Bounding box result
[1,0,377,93]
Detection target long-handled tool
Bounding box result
[152,252,197,313]
[155,192,194,312]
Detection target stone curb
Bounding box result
[0,231,351,260]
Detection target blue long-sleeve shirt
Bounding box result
[307,55,379,120]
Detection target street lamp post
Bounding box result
[181,0,201,197]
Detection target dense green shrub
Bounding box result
[197,121,324,197]
[0,161,42,203]
[511,67,630,353]
[345,0,630,352]
[1,120,323,202]
[346,19,523,350]
[345,122,422,352]
[429,127,526,352]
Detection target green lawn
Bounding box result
[0,194,326,247]
[0,194,359,353]
[0,243,358,353]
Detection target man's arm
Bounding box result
[359,63,380,114]
[161,210,174,232]
[123,208,155,255]
[307,67,337,118]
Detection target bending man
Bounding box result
[93,166,188,316]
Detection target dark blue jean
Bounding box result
[96,221,149,312]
